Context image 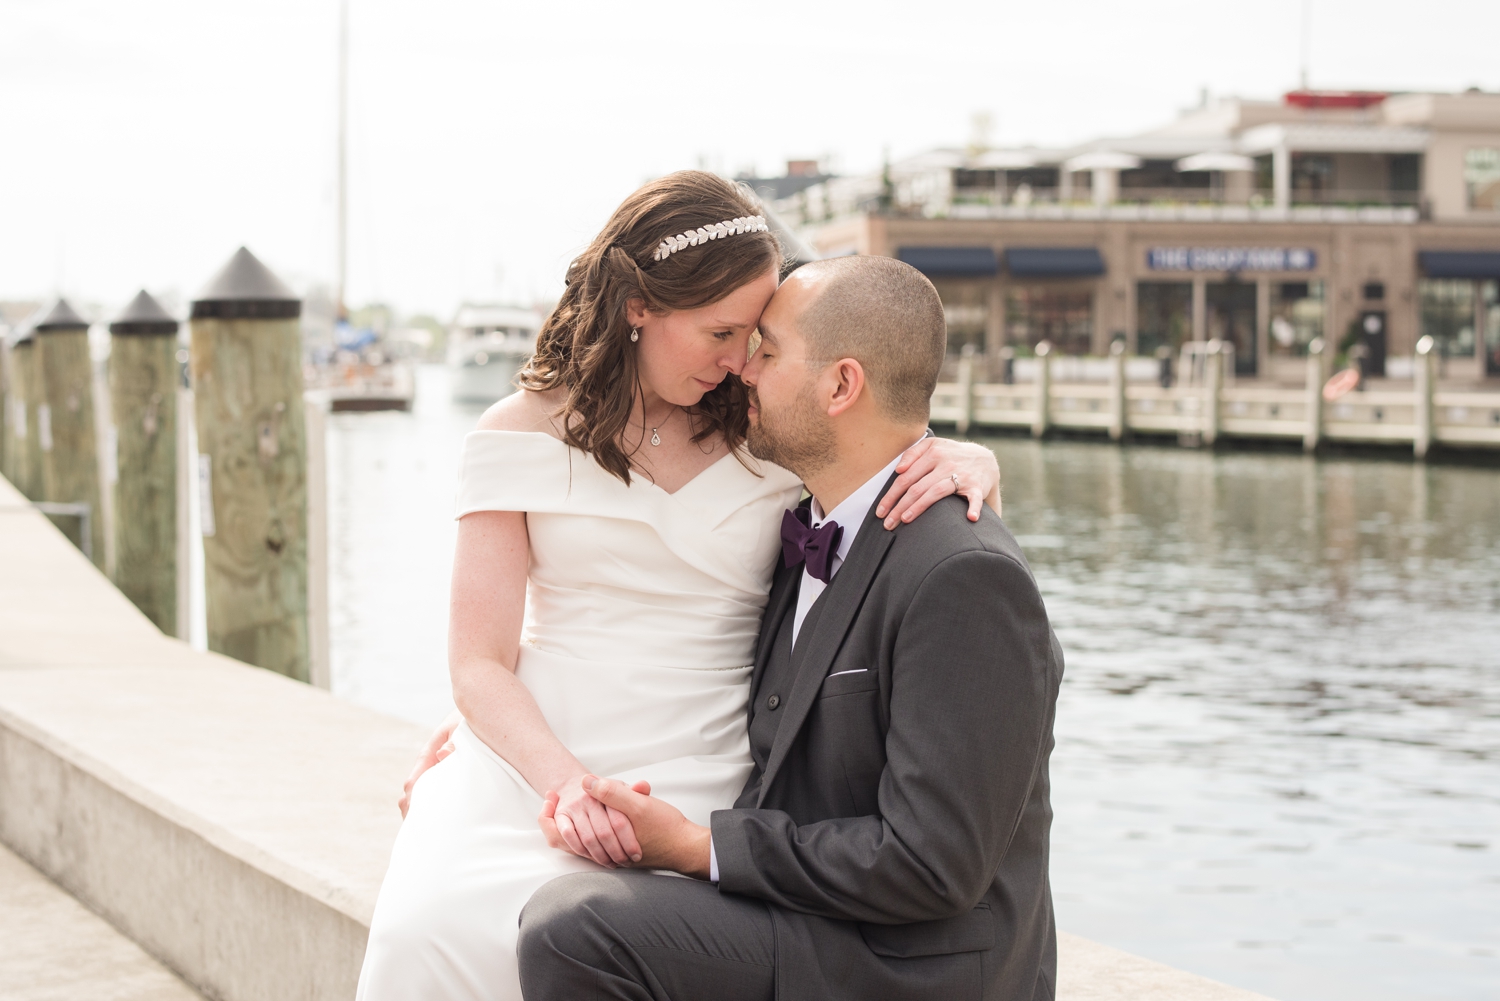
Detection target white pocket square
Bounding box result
[826,669,868,678]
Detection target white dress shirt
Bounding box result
[791,446,915,647]
[710,439,922,882]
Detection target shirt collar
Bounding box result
[809,437,925,565]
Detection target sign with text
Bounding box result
[1147,247,1318,272]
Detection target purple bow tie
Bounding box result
[781,507,843,584]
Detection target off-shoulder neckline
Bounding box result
[467,429,750,498]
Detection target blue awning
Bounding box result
[1418,251,1500,279]
[1005,247,1106,277]
[896,246,999,278]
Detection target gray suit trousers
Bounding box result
[518,871,773,1001]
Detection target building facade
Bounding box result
[781,90,1500,384]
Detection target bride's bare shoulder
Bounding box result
[476,387,566,438]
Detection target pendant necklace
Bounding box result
[650,406,680,446]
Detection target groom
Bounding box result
[519,256,1063,1001]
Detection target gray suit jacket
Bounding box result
[710,483,1064,1001]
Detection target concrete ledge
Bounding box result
[1,714,371,1000]
[0,472,1272,1000]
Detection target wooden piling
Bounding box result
[955,344,975,437]
[1414,335,1435,460]
[1303,338,1325,453]
[304,395,331,690]
[1108,339,1127,441]
[175,385,194,641]
[0,337,9,477]
[190,247,310,682]
[5,332,34,496]
[108,291,180,634]
[34,300,105,564]
[1202,339,1223,446]
[1032,340,1053,438]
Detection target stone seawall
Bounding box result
[0,473,1272,1001]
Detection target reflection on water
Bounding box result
[327,367,1499,1001]
[980,437,1500,1001]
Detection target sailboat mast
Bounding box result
[336,0,349,321]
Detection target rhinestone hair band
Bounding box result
[652,215,769,262]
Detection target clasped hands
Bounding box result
[539,776,712,879]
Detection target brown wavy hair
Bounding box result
[517,171,782,483]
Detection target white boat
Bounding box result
[448,304,542,404]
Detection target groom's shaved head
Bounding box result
[792,256,947,424]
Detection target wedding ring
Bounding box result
[950,473,961,491]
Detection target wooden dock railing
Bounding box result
[934,336,1500,456]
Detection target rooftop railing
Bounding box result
[948,187,1422,209]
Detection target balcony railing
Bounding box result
[951,188,1062,206]
[1281,188,1422,207]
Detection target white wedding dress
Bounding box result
[357,430,803,1001]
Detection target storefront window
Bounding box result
[1419,279,1476,357]
[1269,281,1325,356]
[1465,148,1500,211]
[1135,282,1191,357]
[932,281,989,356]
[1206,281,1257,376]
[1005,285,1093,355]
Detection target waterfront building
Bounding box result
[778,90,1500,384]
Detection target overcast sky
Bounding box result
[2,0,1497,319]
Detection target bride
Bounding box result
[357,171,1001,1001]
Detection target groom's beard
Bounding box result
[746,382,837,479]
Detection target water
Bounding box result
[985,437,1500,1001]
[327,365,478,726]
[327,365,1500,1001]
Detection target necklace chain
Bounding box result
[647,404,679,447]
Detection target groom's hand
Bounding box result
[544,775,648,868]
[541,777,712,879]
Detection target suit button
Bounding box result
[767,694,781,710]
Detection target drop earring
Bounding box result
[630,327,640,343]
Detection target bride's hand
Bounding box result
[876,436,1001,530]
[399,709,464,818]
[543,775,649,867]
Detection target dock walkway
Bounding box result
[0,471,1272,1001]
[0,842,204,1001]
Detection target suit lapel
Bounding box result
[756,474,899,806]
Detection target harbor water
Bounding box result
[327,364,1499,1001]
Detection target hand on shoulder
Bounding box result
[477,387,567,437]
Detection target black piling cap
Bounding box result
[6,314,36,347]
[191,246,301,320]
[110,290,180,336]
[33,298,91,334]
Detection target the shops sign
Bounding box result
[1147,247,1318,272]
